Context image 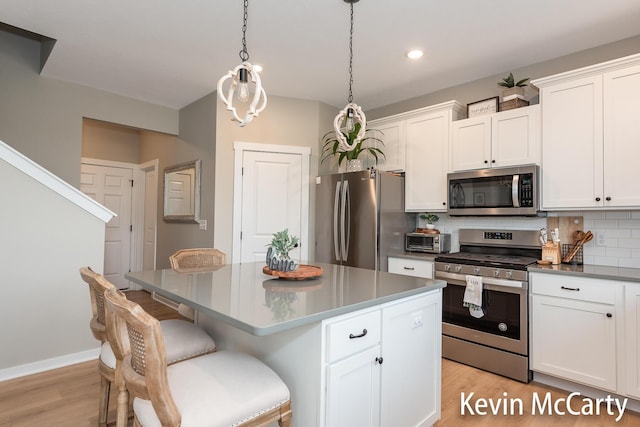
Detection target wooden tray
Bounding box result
[415,228,440,234]
[263,264,323,280]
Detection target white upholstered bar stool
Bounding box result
[79,267,217,427]
[104,286,292,427]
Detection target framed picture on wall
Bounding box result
[467,96,499,118]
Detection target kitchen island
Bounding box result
[126,262,445,427]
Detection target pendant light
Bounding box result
[217,0,267,127]
[333,0,366,150]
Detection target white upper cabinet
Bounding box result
[450,104,540,172]
[533,53,640,210]
[367,117,406,172]
[369,101,465,212]
[603,64,640,207]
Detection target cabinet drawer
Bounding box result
[326,310,381,363]
[530,273,617,304]
[388,257,433,279]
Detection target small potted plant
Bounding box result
[265,228,299,271]
[321,122,385,172]
[419,213,439,230]
[498,72,529,101]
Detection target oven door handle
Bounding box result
[435,271,527,291]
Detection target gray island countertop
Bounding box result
[126,261,445,336]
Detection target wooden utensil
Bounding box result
[562,230,593,263]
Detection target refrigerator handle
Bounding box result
[341,180,350,261]
[333,181,341,262]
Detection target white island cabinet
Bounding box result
[325,292,442,427]
[532,53,640,210]
[126,262,445,427]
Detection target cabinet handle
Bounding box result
[349,329,368,339]
[491,159,496,163]
[606,197,611,201]
[560,286,580,292]
[484,160,488,164]
[442,202,446,206]
[403,266,415,270]
[595,197,601,202]
[606,313,613,318]
[375,357,384,365]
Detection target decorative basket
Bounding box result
[561,244,584,265]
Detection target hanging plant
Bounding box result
[321,122,385,167]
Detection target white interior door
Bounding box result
[233,143,310,264]
[80,163,132,289]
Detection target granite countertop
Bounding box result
[529,263,640,283]
[126,261,445,336]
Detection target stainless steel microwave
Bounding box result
[405,233,451,254]
[447,165,542,216]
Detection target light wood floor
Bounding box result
[1,290,639,426]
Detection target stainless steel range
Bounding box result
[434,229,542,383]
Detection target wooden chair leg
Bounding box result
[98,375,111,427]
[278,402,292,427]
[115,382,129,427]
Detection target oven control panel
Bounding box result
[484,231,513,240]
[434,262,528,283]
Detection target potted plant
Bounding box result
[498,72,529,101]
[419,212,439,230]
[265,228,299,271]
[321,122,385,172]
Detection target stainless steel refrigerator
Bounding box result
[315,169,412,271]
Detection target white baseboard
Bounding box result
[0,347,100,382]
[533,372,640,413]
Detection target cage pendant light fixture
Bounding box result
[217,0,267,127]
[333,0,366,150]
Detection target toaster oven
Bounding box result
[405,233,451,254]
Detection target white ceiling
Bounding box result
[2,0,640,110]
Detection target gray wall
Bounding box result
[368,34,640,120]
[82,118,141,163]
[213,95,334,261]
[0,30,178,186]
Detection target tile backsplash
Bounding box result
[416,210,640,269]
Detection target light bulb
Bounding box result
[345,108,355,132]
[236,68,250,103]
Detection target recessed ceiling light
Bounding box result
[406,49,424,60]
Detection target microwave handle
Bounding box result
[512,174,520,208]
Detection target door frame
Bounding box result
[232,142,311,264]
[81,157,158,289]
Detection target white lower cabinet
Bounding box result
[530,273,623,393]
[388,257,434,279]
[626,285,640,399]
[323,291,442,427]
